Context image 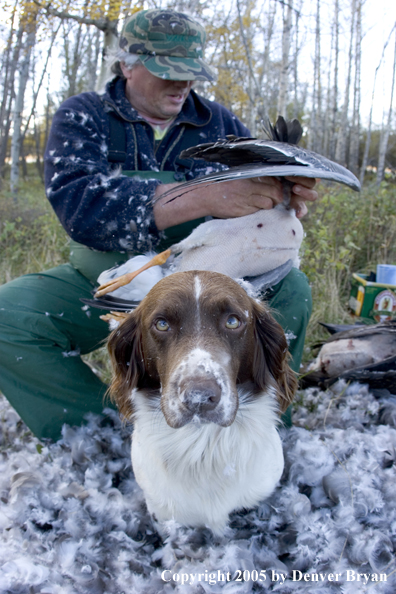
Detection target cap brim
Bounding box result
[139,55,217,82]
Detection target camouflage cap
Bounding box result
[119,9,216,82]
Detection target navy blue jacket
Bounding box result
[44,77,250,252]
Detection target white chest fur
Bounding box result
[130,386,284,533]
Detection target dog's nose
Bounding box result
[180,378,221,412]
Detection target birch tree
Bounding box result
[62,20,86,98]
[335,0,356,165]
[236,0,262,132]
[348,0,362,175]
[360,25,395,185]
[85,26,102,92]
[328,0,339,160]
[277,0,293,116]
[323,0,339,158]
[308,0,322,152]
[292,1,302,119]
[0,5,24,182]
[10,22,36,196]
[21,19,61,143]
[260,0,277,120]
[377,25,396,185]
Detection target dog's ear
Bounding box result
[107,311,145,418]
[252,300,297,412]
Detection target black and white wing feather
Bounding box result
[178,138,360,191]
[163,116,360,199]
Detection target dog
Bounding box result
[107,270,296,533]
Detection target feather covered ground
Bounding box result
[1,382,396,594]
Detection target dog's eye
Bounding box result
[225,315,241,329]
[155,319,170,332]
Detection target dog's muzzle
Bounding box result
[161,347,238,428]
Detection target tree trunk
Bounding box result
[86,26,102,91]
[359,26,395,185]
[259,0,277,122]
[377,25,396,185]
[322,41,332,156]
[292,2,301,119]
[0,0,18,134]
[309,0,321,152]
[69,21,85,97]
[95,27,118,91]
[277,0,293,116]
[236,0,262,132]
[34,115,44,181]
[44,75,52,156]
[328,0,339,160]
[335,0,356,165]
[21,20,61,141]
[348,0,362,175]
[10,27,36,198]
[0,21,23,181]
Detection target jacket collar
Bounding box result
[101,76,212,128]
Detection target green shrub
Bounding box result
[301,180,396,354]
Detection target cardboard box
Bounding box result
[349,273,396,321]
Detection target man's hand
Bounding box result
[221,176,318,219]
[153,176,318,230]
[285,176,318,218]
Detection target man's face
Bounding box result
[121,62,193,120]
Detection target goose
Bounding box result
[88,117,360,310]
[301,320,396,391]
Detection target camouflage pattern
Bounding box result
[119,9,216,82]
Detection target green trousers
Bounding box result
[0,264,311,441]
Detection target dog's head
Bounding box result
[107,270,296,428]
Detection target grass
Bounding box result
[0,167,110,378]
[0,172,69,284]
[2,167,396,365]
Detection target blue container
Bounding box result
[377,264,396,285]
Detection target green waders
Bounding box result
[264,268,312,427]
[0,170,311,440]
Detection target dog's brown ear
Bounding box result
[252,301,297,412]
[107,311,145,418]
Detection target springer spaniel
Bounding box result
[107,270,296,533]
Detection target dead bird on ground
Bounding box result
[301,320,396,392]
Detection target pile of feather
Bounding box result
[1,381,396,594]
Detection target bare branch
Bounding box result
[236,0,261,101]
[21,19,62,141]
[32,0,118,34]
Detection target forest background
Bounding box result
[1,0,396,362]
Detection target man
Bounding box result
[0,9,316,440]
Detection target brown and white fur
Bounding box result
[107,270,296,533]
